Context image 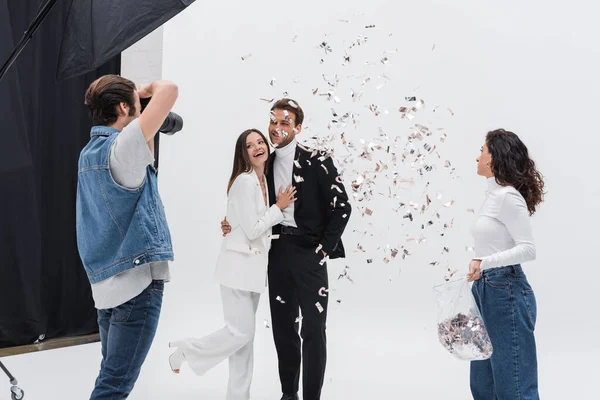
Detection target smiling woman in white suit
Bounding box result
[168,128,296,400]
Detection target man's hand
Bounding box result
[467,259,482,282]
[221,217,231,237]
[137,83,153,99]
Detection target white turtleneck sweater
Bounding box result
[273,139,297,227]
[472,177,536,270]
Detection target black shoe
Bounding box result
[280,394,298,400]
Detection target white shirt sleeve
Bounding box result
[109,119,154,189]
[480,191,536,269]
[229,176,284,241]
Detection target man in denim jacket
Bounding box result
[76,75,178,399]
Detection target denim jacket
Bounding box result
[76,126,173,284]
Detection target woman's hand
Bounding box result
[467,259,482,282]
[276,184,297,210]
[221,217,231,237]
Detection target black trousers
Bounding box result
[268,234,329,400]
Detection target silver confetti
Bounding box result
[315,302,324,313]
[331,184,343,193]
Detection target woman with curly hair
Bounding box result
[467,129,545,399]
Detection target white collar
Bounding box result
[274,139,297,158]
[486,176,500,194]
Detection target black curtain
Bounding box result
[0,0,121,348]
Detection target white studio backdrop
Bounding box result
[153,0,599,399]
[3,1,598,399]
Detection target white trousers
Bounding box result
[175,285,260,400]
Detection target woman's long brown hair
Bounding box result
[486,129,545,215]
[227,129,270,194]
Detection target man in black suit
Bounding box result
[222,98,351,400]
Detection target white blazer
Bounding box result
[214,170,284,293]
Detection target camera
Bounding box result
[139,97,183,135]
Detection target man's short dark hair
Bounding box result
[84,75,136,126]
[271,98,304,126]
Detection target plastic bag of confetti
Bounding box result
[433,278,493,361]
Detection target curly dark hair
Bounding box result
[486,129,545,215]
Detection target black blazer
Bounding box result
[267,145,352,259]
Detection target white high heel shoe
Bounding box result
[169,347,185,374]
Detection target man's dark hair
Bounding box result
[84,75,137,126]
[271,98,304,126]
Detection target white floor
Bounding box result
[1,275,596,400]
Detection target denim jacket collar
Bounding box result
[90,125,120,137]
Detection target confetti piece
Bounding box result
[261,98,274,103]
[315,244,323,253]
[318,287,329,297]
[295,316,303,323]
[321,164,329,174]
[331,184,343,193]
[294,175,305,183]
[319,255,329,265]
[365,24,376,28]
[443,200,455,208]
[365,208,373,216]
[338,266,355,283]
[444,268,458,281]
[316,302,324,313]
[276,296,286,304]
[241,53,253,61]
[320,41,333,54]
[264,320,270,329]
[270,78,276,87]
[367,259,373,263]
[467,208,475,213]
[288,100,298,108]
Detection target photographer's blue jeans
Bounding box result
[90,281,164,400]
[470,265,539,400]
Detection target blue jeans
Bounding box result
[90,281,164,400]
[470,265,539,400]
